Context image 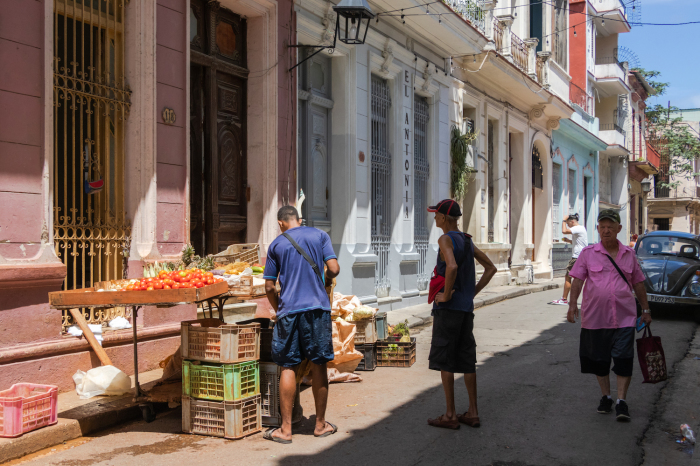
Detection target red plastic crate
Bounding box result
[0,384,58,438]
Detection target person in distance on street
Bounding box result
[550,213,588,305]
[426,200,497,430]
[263,206,340,443]
[567,209,652,422]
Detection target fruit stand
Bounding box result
[48,279,230,419]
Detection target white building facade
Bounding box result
[294,0,571,311]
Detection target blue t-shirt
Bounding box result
[263,226,337,318]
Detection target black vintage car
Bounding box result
[635,231,700,308]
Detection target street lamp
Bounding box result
[641,178,652,194]
[333,0,375,45]
[289,0,376,71]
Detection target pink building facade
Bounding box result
[0,0,295,392]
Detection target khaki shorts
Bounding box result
[566,257,577,273]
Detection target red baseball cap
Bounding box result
[427,199,462,217]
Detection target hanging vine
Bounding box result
[450,124,479,200]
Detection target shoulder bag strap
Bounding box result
[604,254,633,292]
[282,232,324,285]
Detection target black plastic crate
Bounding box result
[356,343,377,371]
[238,318,273,362]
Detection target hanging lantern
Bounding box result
[333,0,376,45]
[641,178,652,193]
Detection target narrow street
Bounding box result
[12,288,698,466]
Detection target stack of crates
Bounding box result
[354,311,386,371]
[181,319,262,439]
[358,311,416,369]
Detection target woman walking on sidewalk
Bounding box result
[425,200,497,430]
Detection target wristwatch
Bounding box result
[642,309,650,314]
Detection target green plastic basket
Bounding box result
[183,360,259,402]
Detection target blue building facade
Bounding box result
[550,111,608,275]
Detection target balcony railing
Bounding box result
[511,33,528,72]
[654,186,670,198]
[595,56,625,74]
[645,142,661,169]
[570,82,593,114]
[443,0,486,33]
[601,123,625,134]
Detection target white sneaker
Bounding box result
[549,299,569,305]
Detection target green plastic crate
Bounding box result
[183,360,259,402]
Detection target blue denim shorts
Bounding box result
[272,309,335,368]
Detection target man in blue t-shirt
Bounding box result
[262,206,340,444]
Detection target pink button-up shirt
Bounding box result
[569,240,645,329]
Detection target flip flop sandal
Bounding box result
[457,413,481,427]
[263,427,292,444]
[427,416,460,430]
[314,421,338,438]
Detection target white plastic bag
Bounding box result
[72,365,132,399]
[66,324,104,345]
[108,316,132,330]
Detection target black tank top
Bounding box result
[433,231,476,313]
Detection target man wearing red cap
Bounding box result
[426,200,497,430]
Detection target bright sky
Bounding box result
[619,0,700,109]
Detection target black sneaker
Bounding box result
[597,396,613,414]
[616,400,631,422]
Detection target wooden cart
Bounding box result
[49,282,232,421]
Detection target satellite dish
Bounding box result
[617,46,640,70]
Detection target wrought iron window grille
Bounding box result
[371,76,392,297]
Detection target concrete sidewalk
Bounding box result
[386,278,565,327]
[0,369,165,463]
[0,278,564,464]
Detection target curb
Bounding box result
[405,282,561,329]
[0,397,142,464]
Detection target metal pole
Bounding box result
[132,305,141,399]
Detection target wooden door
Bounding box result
[214,72,247,250]
[189,0,248,254]
[190,65,206,255]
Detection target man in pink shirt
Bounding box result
[568,209,652,422]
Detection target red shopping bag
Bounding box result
[636,325,668,384]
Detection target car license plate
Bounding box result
[649,295,675,304]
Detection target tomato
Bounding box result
[146,286,154,291]
[164,285,171,290]
[172,275,180,282]
[146,278,155,283]
[206,279,214,285]
[172,283,180,290]
[194,281,204,288]
[126,284,135,291]
[153,281,163,290]
[204,272,214,279]
[164,279,174,286]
